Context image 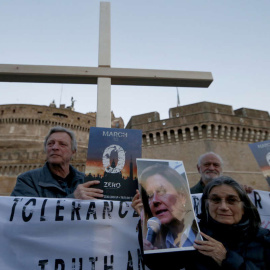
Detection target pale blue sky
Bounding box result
[0,0,269,126]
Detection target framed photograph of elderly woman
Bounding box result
[137,158,202,254]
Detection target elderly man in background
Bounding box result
[11,126,103,199]
[190,152,223,194]
[190,151,252,194]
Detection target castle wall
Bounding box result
[1,101,269,195]
[128,102,270,191]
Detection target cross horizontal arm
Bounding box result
[0,64,213,87]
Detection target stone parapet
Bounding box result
[127,102,270,191]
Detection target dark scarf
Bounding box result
[199,215,252,249]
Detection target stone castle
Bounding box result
[126,101,270,191]
[0,101,269,195]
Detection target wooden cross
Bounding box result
[0,2,213,128]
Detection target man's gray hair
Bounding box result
[44,126,77,151]
[197,152,223,167]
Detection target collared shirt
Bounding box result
[165,224,196,248]
[50,165,75,196]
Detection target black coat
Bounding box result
[190,179,204,194]
[141,217,270,270]
[11,163,85,198]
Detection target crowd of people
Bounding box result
[10,126,270,269]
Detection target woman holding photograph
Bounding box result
[192,176,270,269]
[134,163,199,250]
[133,175,270,269]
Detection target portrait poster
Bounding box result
[249,140,270,186]
[85,127,142,201]
[136,158,202,254]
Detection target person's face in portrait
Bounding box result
[197,154,222,184]
[45,132,75,166]
[266,152,270,166]
[208,184,244,225]
[144,174,186,225]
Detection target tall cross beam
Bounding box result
[0,2,213,128]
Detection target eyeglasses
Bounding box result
[208,196,242,206]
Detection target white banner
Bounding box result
[248,190,270,229]
[0,190,269,269]
[0,197,143,270]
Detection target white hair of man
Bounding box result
[197,152,224,184]
[197,152,223,167]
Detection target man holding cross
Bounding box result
[11,126,104,199]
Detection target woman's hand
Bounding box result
[194,231,227,266]
[131,189,143,215]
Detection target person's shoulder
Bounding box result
[190,180,203,194]
[70,165,85,178]
[77,170,85,177]
[190,185,197,193]
[18,165,45,179]
[254,227,270,245]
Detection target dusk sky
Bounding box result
[1,0,269,126]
